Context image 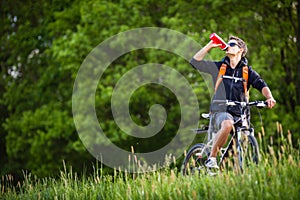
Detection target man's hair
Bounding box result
[229,36,248,57]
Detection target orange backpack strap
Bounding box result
[215,64,249,97]
[214,63,227,94]
[242,65,248,94]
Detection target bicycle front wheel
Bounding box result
[181,143,210,176]
[238,134,260,172]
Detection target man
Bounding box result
[190,35,276,169]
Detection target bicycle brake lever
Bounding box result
[256,101,267,108]
[227,101,236,106]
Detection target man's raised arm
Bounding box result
[193,40,221,61]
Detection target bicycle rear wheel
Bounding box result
[238,134,259,172]
[181,143,210,176]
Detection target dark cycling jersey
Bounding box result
[190,56,267,116]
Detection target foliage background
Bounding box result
[1,0,299,178]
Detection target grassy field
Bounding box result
[1,127,299,200]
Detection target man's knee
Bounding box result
[221,120,233,132]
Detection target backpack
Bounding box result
[214,63,249,100]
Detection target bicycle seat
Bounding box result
[201,113,210,119]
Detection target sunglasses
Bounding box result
[228,42,240,47]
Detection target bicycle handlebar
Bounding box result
[212,100,267,108]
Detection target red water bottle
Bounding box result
[210,33,228,50]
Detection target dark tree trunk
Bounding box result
[296,0,300,105]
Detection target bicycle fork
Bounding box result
[236,127,255,172]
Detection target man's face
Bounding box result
[226,39,243,56]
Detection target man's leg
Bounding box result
[210,119,233,157]
[205,113,234,169]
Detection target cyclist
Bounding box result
[190,36,276,169]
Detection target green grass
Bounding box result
[1,127,299,200]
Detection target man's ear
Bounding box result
[239,48,244,55]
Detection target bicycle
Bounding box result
[181,100,267,176]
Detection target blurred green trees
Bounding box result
[0,0,299,177]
